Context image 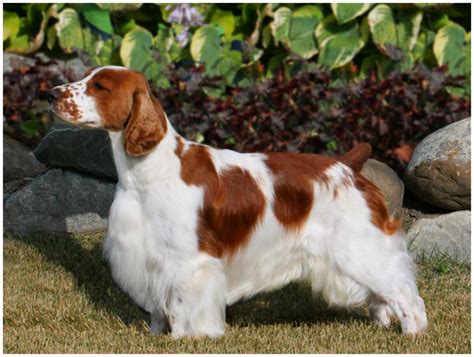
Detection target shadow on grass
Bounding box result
[7,233,148,327]
[7,233,370,329]
[227,283,370,327]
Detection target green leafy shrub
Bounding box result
[3,3,471,97]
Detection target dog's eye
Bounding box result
[93,82,106,90]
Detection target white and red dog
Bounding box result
[48,66,427,337]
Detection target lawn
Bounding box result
[3,233,471,353]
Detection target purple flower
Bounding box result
[168,4,203,27]
[176,29,189,47]
[167,4,204,47]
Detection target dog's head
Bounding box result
[47,66,167,156]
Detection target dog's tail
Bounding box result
[339,143,372,172]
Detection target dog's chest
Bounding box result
[103,184,204,308]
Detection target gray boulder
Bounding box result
[4,169,115,235]
[407,211,471,263]
[361,159,404,219]
[34,122,117,181]
[4,135,47,196]
[4,134,46,183]
[35,53,87,81]
[405,118,471,211]
[3,53,36,73]
[4,52,86,81]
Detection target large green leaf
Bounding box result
[94,38,114,65]
[83,4,113,35]
[289,5,323,59]
[270,6,322,59]
[154,26,182,63]
[434,24,470,97]
[6,4,52,54]
[270,7,292,46]
[434,23,470,76]
[411,30,435,63]
[464,32,471,77]
[55,8,84,54]
[368,5,397,56]
[3,11,21,41]
[261,24,272,49]
[190,25,222,67]
[209,8,235,39]
[120,27,161,80]
[207,49,242,83]
[46,25,57,50]
[8,33,30,52]
[191,25,243,84]
[331,4,372,24]
[396,10,423,52]
[316,15,365,69]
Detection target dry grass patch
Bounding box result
[4,233,471,353]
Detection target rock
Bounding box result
[4,52,87,81]
[35,53,87,81]
[3,135,46,183]
[405,118,471,211]
[4,169,115,235]
[361,159,404,219]
[407,211,471,263]
[3,53,36,73]
[34,122,117,181]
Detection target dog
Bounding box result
[47,66,427,337]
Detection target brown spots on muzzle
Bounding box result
[175,138,266,258]
[54,87,81,121]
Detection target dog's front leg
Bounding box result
[150,308,170,335]
[168,256,227,338]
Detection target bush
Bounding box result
[3,57,69,146]
[3,3,471,97]
[2,3,471,172]
[158,64,469,174]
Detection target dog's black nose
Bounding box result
[46,89,60,103]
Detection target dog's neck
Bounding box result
[108,115,182,189]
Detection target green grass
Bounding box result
[3,233,471,353]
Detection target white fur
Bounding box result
[54,67,428,337]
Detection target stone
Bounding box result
[4,52,87,81]
[405,118,471,211]
[3,135,46,183]
[35,53,87,81]
[3,53,36,73]
[4,169,115,235]
[361,159,404,219]
[34,122,117,181]
[407,211,471,263]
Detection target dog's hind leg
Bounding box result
[331,230,427,334]
[368,298,394,327]
[308,257,372,309]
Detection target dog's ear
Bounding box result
[124,89,167,157]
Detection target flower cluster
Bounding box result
[166,4,204,47]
